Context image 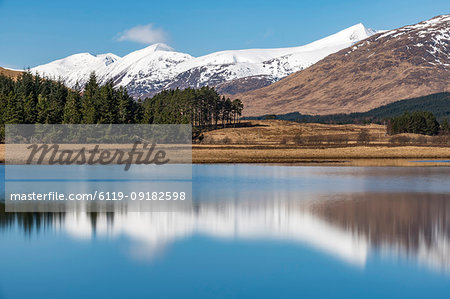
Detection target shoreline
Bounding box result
[1,144,450,167]
[191,145,450,166]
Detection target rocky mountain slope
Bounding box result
[31,24,376,97]
[237,15,450,116]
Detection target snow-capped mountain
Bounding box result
[31,23,378,97]
[32,52,121,88]
[104,43,194,96]
[238,15,450,116]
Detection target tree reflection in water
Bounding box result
[1,192,449,273]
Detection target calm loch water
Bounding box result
[0,165,449,298]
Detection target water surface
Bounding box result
[1,165,449,298]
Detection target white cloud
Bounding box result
[117,24,168,44]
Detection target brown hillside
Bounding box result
[0,67,22,79]
[238,15,450,116]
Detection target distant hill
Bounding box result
[238,15,450,116]
[0,67,21,79]
[245,92,450,123]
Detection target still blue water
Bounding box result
[1,164,449,299]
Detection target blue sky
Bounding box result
[0,0,448,69]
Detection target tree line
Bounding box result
[249,92,450,126]
[387,111,445,136]
[0,72,243,141]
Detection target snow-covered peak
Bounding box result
[31,52,120,85]
[104,44,193,87]
[297,23,377,52]
[171,23,377,73]
[120,43,176,59]
[145,43,175,52]
[40,52,120,68]
[119,43,187,63]
[31,23,379,96]
[338,23,377,41]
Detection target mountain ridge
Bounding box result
[30,23,378,97]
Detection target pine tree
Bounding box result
[232,99,243,126]
[81,72,99,124]
[441,119,449,135]
[134,98,144,124]
[63,91,82,124]
[222,98,232,127]
[422,111,440,136]
[46,82,68,123]
[117,87,134,124]
[4,92,23,124]
[23,92,37,123]
[141,98,155,124]
[36,94,49,124]
[16,72,35,99]
[97,81,117,124]
[0,92,6,142]
[0,93,6,124]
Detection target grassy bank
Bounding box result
[192,144,450,166]
[1,144,449,166]
[193,120,450,166]
[1,120,449,166]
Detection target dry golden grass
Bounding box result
[200,120,438,145]
[202,120,386,145]
[192,145,450,166]
[1,121,449,166]
[194,120,450,165]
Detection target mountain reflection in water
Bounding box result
[2,192,449,273]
